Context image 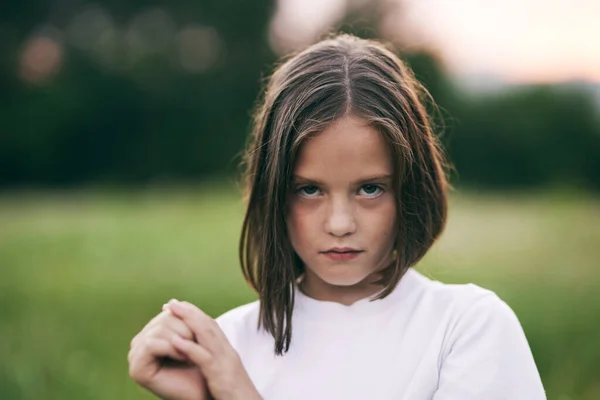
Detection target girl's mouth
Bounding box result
[322,250,363,261]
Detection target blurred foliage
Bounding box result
[1,0,277,185]
[1,0,599,189]
[448,86,600,189]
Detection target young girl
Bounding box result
[128,34,546,400]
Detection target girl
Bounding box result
[128,34,546,400]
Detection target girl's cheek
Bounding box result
[289,205,309,228]
[359,193,396,216]
[287,203,306,233]
[288,202,322,236]
[289,196,322,215]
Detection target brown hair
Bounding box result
[239,33,449,355]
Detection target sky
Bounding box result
[271,0,600,84]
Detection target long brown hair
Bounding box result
[239,33,450,355]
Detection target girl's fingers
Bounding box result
[137,311,171,338]
[145,337,183,360]
[136,299,181,337]
[166,301,224,351]
[137,310,195,345]
[129,337,186,380]
[171,336,213,368]
[140,330,190,360]
[163,315,196,342]
[132,323,192,363]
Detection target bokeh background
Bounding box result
[1,0,599,399]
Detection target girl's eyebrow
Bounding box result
[292,174,392,185]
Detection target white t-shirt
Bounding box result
[216,268,546,400]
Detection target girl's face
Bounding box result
[286,115,397,303]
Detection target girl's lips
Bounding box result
[322,251,363,261]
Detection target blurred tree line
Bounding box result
[1,0,599,190]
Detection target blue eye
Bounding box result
[359,184,383,198]
[297,185,321,197]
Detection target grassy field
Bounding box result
[0,185,599,399]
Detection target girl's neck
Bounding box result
[298,269,387,306]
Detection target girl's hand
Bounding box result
[165,299,262,400]
[128,304,209,400]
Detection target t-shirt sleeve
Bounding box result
[433,293,546,400]
[214,301,260,350]
[215,308,243,349]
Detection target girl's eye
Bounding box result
[297,185,321,197]
[359,184,384,198]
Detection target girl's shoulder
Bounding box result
[408,268,501,305]
[214,270,521,350]
[216,299,260,327]
[409,270,545,397]
[215,300,262,346]
[409,269,528,356]
[407,268,515,325]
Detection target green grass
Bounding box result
[0,185,598,399]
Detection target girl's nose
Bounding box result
[324,198,356,237]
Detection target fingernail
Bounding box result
[168,298,179,304]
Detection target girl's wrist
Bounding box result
[230,379,262,400]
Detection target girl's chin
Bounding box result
[300,261,380,287]
[317,270,373,287]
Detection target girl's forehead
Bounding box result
[293,116,393,181]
